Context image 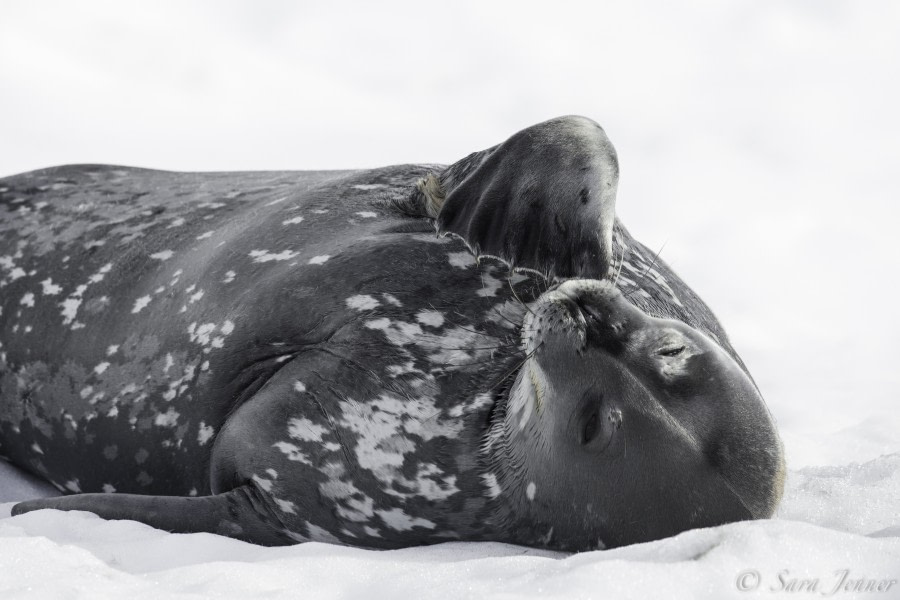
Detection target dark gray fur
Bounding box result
[1,116,783,551]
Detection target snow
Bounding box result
[2,1,899,598]
[1,457,899,599]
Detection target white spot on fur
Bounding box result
[274,498,297,514]
[222,270,236,283]
[447,252,476,269]
[188,290,204,303]
[352,184,385,191]
[94,362,110,375]
[102,484,116,493]
[337,394,461,499]
[90,263,113,282]
[481,473,501,499]
[355,211,377,218]
[416,309,444,328]
[132,295,151,313]
[508,364,545,430]
[188,322,217,346]
[282,216,305,225]
[448,392,493,417]
[150,250,174,261]
[250,249,298,263]
[59,264,112,326]
[60,298,81,325]
[20,293,34,307]
[288,417,329,442]
[251,474,273,492]
[197,421,216,446]
[526,481,537,501]
[477,270,503,297]
[154,408,180,427]
[40,278,62,295]
[308,255,330,265]
[293,381,306,393]
[196,231,214,240]
[376,508,435,531]
[107,345,119,356]
[346,295,380,311]
[221,320,235,335]
[273,441,313,465]
[364,318,423,346]
[382,293,402,307]
[306,522,341,544]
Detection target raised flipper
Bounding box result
[12,484,293,545]
[419,115,620,280]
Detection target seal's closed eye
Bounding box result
[658,346,686,357]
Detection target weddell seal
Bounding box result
[1,116,785,551]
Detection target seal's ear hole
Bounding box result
[576,394,620,451]
[582,411,600,445]
[578,393,610,446]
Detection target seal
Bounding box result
[1,116,784,551]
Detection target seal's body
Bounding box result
[2,117,784,551]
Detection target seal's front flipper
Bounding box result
[11,484,293,546]
[424,115,619,280]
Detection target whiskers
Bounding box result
[508,278,537,316]
[612,240,627,288]
[623,241,667,299]
[487,341,543,393]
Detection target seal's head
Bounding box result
[486,279,784,551]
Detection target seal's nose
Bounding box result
[558,284,635,353]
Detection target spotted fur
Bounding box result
[2,116,783,551]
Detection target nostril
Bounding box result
[579,300,602,323]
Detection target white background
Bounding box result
[4,0,898,465]
[1,3,899,598]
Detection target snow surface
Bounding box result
[2,1,899,598]
[1,455,899,599]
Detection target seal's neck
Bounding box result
[476,364,561,547]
